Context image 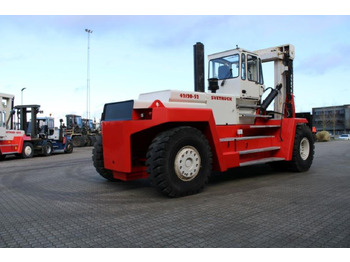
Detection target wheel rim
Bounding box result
[174,146,201,181]
[46,144,52,154]
[24,146,32,156]
[300,137,310,160]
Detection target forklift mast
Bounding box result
[14,105,41,138]
[255,44,295,118]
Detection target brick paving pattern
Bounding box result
[0,141,349,247]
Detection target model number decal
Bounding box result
[180,93,200,99]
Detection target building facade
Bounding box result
[312,104,350,134]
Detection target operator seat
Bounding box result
[218,65,231,79]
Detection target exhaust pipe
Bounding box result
[193,42,205,92]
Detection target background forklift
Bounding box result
[0,97,72,159]
[37,116,73,154]
[65,114,97,147]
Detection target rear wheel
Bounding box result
[22,142,34,158]
[90,136,97,146]
[42,142,53,156]
[92,135,119,181]
[146,126,212,197]
[290,124,314,172]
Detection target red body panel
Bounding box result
[102,103,222,179]
[0,133,31,155]
[102,102,307,181]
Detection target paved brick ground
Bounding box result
[0,141,349,247]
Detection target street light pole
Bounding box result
[21,87,26,105]
[85,28,93,119]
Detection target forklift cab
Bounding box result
[37,117,55,137]
[66,114,83,130]
[208,47,265,101]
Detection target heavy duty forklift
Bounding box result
[93,43,314,197]
[37,116,74,154]
[65,114,97,147]
[0,95,73,159]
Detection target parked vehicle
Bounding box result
[0,93,72,160]
[338,134,350,140]
[93,43,315,197]
[65,114,97,147]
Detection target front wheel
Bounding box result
[290,124,315,172]
[146,126,212,197]
[72,136,85,147]
[22,142,34,158]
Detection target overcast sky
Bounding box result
[1,13,349,124]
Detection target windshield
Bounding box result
[209,54,239,80]
[66,115,82,129]
[88,120,94,129]
[75,116,82,127]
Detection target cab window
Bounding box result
[0,111,5,127]
[247,55,258,82]
[241,53,246,80]
[209,54,239,80]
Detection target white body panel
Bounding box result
[207,48,265,100]
[137,90,256,125]
[0,129,25,140]
[48,127,60,140]
[1,93,15,135]
[134,44,294,126]
[0,93,16,139]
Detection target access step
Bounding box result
[220,135,274,142]
[240,114,272,118]
[239,157,285,167]
[239,146,280,155]
[249,125,281,128]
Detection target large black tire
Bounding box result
[64,141,73,154]
[81,136,88,146]
[146,126,212,197]
[86,136,92,146]
[90,136,97,146]
[22,142,34,158]
[72,136,85,147]
[87,136,96,147]
[290,124,315,172]
[42,142,53,156]
[92,135,119,181]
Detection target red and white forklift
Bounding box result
[0,93,73,159]
[93,43,314,197]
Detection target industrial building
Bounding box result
[312,104,350,134]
